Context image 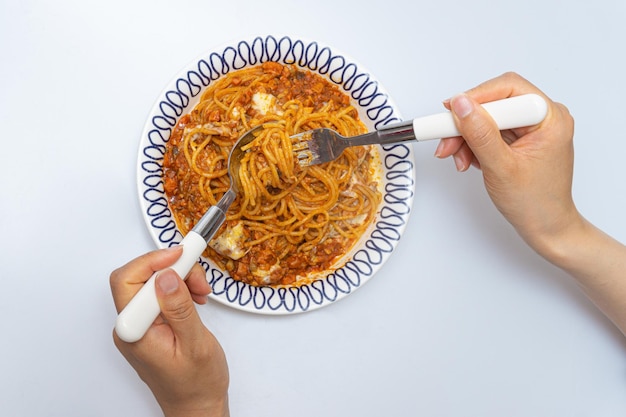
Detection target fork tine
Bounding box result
[291,130,322,167]
[291,137,310,152]
[295,150,314,167]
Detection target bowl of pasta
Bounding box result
[137,35,415,314]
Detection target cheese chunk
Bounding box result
[209,222,249,260]
[251,92,276,115]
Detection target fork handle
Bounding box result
[114,231,207,343]
[379,93,548,143]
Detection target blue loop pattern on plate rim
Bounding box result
[138,35,415,314]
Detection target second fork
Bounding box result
[291,93,548,167]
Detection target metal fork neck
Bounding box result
[376,120,416,145]
[345,120,416,147]
[191,189,236,242]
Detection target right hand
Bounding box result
[110,247,230,417]
[434,72,579,256]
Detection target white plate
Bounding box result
[137,35,415,314]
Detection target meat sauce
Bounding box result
[163,62,375,286]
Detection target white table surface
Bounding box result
[2,1,625,416]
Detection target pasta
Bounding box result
[163,62,382,286]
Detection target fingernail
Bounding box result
[157,269,179,295]
[454,154,467,172]
[450,94,473,118]
[434,140,445,158]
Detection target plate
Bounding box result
[137,35,415,314]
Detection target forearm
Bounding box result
[534,215,626,335]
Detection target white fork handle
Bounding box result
[114,232,207,343]
[411,93,548,141]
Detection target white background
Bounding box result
[1,0,625,416]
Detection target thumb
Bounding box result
[154,269,203,341]
[449,93,511,171]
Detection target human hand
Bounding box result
[434,72,579,257]
[110,247,229,417]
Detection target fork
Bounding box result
[291,94,547,167]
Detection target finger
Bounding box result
[452,141,476,172]
[466,73,553,139]
[185,263,212,305]
[154,269,204,342]
[434,137,465,159]
[470,154,482,170]
[110,246,183,312]
[464,72,544,103]
[449,93,512,172]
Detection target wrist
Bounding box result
[524,211,588,270]
[524,211,624,287]
[162,395,230,417]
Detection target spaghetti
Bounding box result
[163,62,381,286]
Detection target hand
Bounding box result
[435,72,626,335]
[434,72,580,256]
[110,247,230,417]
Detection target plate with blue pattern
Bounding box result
[137,35,415,314]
